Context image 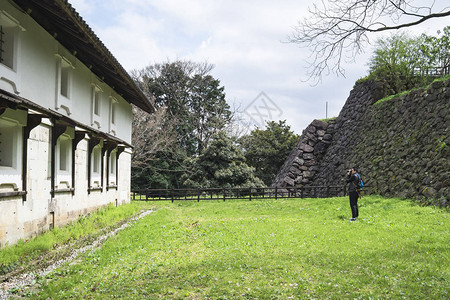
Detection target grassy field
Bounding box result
[4,196,450,299]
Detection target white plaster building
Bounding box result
[0,0,154,247]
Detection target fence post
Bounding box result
[197,189,200,202]
[249,188,252,201]
[275,187,278,200]
[223,189,226,202]
[171,189,174,203]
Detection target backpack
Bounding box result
[355,173,364,189]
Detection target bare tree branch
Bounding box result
[289,0,450,82]
[131,105,178,168]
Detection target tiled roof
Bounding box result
[11,0,155,113]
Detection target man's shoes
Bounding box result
[350,218,356,221]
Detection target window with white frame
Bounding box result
[59,137,70,171]
[109,96,117,135]
[60,64,70,98]
[0,11,21,69]
[109,149,116,185]
[0,120,18,168]
[0,108,26,191]
[94,92,100,116]
[91,84,103,129]
[55,54,74,115]
[111,103,116,124]
[55,128,74,189]
[91,144,102,187]
[0,11,25,94]
[0,25,14,69]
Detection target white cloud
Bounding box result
[68,0,450,134]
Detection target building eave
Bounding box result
[0,88,133,148]
[10,0,155,114]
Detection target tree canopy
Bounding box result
[182,131,265,189]
[131,60,233,189]
[362,26,450,95]
[239,120,299,186]
[132,60,232,156]
[289,0,450,82]
[131,62,302,190]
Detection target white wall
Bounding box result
[1,124,132,247]
[0,2,135,247]
[0,1,133,143]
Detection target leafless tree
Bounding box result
[131,105,178,168]
[224,102,254,139]
[289,0,450,82]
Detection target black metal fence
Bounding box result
[413,66,450,77]
[131,185,366,202]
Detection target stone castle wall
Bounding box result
[272,119,334,189]
[273,78,449,204]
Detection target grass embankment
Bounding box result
[3,196,449,299]
[374,74,450,105]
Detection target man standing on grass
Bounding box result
[346,167,360,221]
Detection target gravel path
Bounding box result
[0,209,154,300]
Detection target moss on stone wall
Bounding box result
[353,79,449,203]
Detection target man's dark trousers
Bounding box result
[349,191,359,218]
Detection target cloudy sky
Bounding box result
[69,0,449,134]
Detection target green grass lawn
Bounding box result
[8,196,450,299]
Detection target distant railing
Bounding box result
[131,185,370,202]
[413,66,450,77]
